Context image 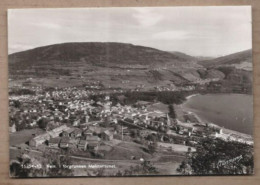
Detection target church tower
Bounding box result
[166,113,171,126]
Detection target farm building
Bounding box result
[87,141,99,151]
[101,130,113,141]
[70,128,82,138]
[83,130,93,137]
[62,128,76,137]
[48,137,61,148]
[9,124,16,133]
[86,135,101,142]
[85,135,101,151]
[29,133,50,147]
[48,125,70,138]
[59,137,70,148]
[77,139,88,151]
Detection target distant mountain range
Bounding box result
[8,42,252,90]
[198,49,252,69]
[168,51,199,62]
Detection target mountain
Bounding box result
[8,42,202,88]
[168,52,216,62]
[8,43,252,91]
[199,49,252,70]
[168,51,199,62]
[198,49,253,94]
[195,56,215,61]
[9,42,195,69]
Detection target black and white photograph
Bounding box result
[8,6,254,178]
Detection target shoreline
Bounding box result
[185,94,199,100]
[179,93,253,141]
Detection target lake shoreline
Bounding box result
[177,93,253,141]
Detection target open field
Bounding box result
[157,142,196,153]
[147,102,169,113]
[103,140,153,160]
[9,128,44,146]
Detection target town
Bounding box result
[6,5,255,178]
[9,82,253,177]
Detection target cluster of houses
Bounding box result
[22,92,190,154]
[9,85,175,134]
[27,96,176,151]
[10,84,253,159]
[29,124,114,152]
[153,84,197,92]
[45,88,89,100]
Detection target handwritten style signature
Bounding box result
[217,155,243,168]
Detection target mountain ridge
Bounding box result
[9,42,196,68]
[198,49,252,68]
[8,42,252,90]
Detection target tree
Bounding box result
[16,120,27,131]
[178,138,254,175]
[37,118,48,130]
[115,170,123,176]
[10,161,30,177]
[146,134,157,142]
[147,142,158,154]
[43,150,73,177]
[10,155,43,177]
[177,161,192,175]
[168,104,176,119]
[13,100,21,108]
[139,160,158,175]
[130,129,139,138]
[121,160,158,176]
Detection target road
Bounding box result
[10,145,185,164]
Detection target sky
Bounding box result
[8,6,252,57]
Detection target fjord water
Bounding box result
[183,94,253,135]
